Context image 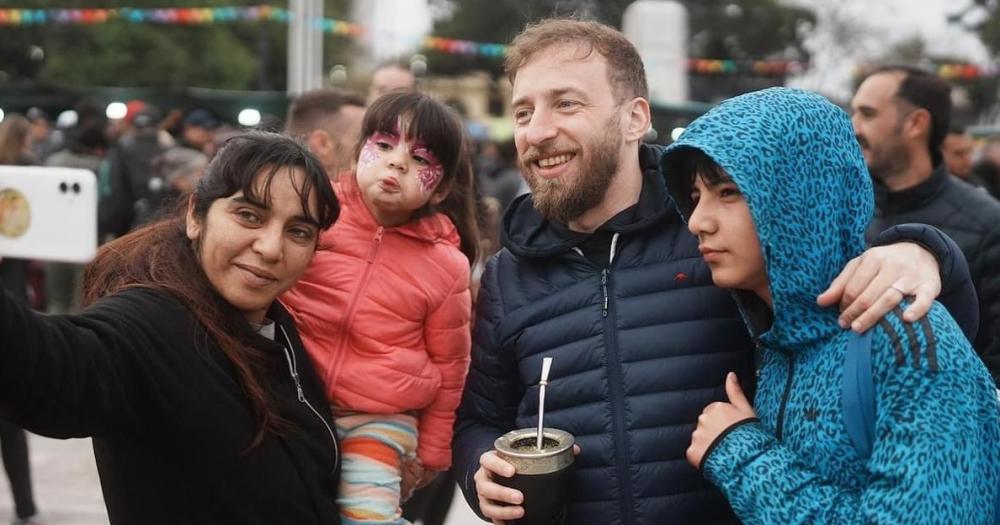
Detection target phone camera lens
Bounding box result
[72,182,81,194]
[59,182,68,193]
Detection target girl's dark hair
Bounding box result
[82,132,337,449]
[356,91,480,264]
[665,148,732,217]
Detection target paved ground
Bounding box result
[0,434,483,525]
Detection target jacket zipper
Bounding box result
[774,350,795,440]
[366,227,385,263]
[326,226,384,387]
[599,235,635,525]
[601,271,609,317]
[279,324,340,472]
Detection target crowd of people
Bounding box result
[0,15,997,525]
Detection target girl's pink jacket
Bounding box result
[281,177,472,471]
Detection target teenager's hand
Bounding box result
[818,242,940,332]
[687,373,757,469]
[474,450,523,524]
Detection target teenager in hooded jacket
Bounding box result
[664,88,1000,524]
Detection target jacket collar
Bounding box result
[874,163,948,214]
[500,143,674,259]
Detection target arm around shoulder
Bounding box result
[871,223,978,339]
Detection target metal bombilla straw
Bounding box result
[536,357,553,451]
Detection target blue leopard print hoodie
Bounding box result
[662,87,1000,524]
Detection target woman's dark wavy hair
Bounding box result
[82,132,338,449]
[356,91,480,264]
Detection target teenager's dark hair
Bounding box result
[664,148,732,217]
[867,65,952,165]
[82,132,337,449]
[355,91,480,264]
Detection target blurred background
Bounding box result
[2,0,999,142]
[0,1,998,524]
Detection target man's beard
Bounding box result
[858,133,909,182]
[520,116,622,224]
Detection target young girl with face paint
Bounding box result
[282,91,479,525]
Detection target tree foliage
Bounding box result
[427,0,814,77]
[0,0,352,90]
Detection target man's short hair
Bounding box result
[867,65,952,163]
[285,88,365,137]
[504,18,648,102]
[949,124,968,136]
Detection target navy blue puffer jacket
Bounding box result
[453,144,753,524]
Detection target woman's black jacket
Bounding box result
[0,287,341,524]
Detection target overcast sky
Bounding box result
[786,0,991,101]
[869,0,987,59]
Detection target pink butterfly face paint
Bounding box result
[358,132,398,169]
[411,143,444,195]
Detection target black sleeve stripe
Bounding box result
[918,317,939,372]
[903,318,922,369]
[894,306,922,369]
[878,317,907,367]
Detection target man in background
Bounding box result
[178,108,220,157]
[367,62,417,105]
[852,65,1000,383]
[941,125,986,188]
[285,88,366,179]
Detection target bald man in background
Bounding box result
[367,62,417,105]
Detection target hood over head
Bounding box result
[662,88,873,349]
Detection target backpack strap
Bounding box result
[842,329,876,460]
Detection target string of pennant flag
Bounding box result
[0,6,801,71]
[0,5,994,80]
[0,5,502,55]
[855,63,997,82]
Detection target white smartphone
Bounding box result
[0,166,97,263]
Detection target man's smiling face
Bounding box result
[511,43,625,223]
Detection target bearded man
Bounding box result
[852,65,1000,385]
[453,19,978,524]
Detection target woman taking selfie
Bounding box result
[0,132,342,524]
